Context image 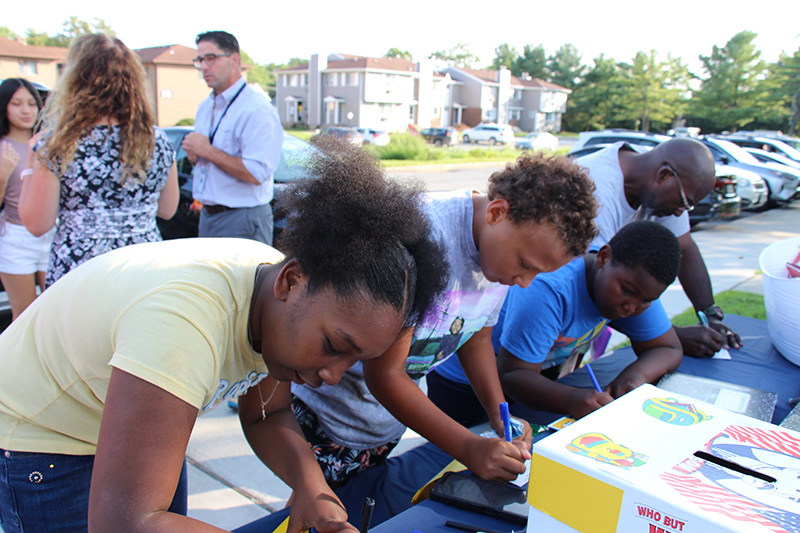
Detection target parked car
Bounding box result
[0,280,9,329]
[717,164,769,211]
[317,126,363,145]
[722,134,800,165]
[461,123,515,145]
[355,128,390,146]
[419,127,458,146]
[700,136,800,208]
[567,142,741,226]
[515,131,559,151]
[570,130,670,154]
[159,126,319,242]
[743,147,800,171]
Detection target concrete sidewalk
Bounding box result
[185,203,799,530]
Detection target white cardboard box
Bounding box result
[528,384,800,533]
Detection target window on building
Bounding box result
[290,75,298,87]
[509,109,521,121]
[545,113,557,125]
[302,74,308,86]
[325,74,337,86]
[282,75,288,87]
[513,89,522,100]
[19,60,37,75]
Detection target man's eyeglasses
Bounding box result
[666,163,695,212]
[193,53,232,68]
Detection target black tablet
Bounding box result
[429,471,528,525]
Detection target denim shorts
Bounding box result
[0,449,188,532]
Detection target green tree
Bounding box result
[240,50,276,98]
[0,26,18,40]
[286,57,307,67]
[429,43,479,67]
[691,31,766,132]
[514,44,547,79]
[547,43,585,90]
[616,50,689,132]
[24,17,115,47]
[385,48,412,60]
[759,48,800,135]
[564,54,626,131]
[491,43,517,71]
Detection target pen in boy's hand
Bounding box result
[585,363,603,393]
[499,401,512,442]
[359,496,375,533]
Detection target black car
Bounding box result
[419,127,458,146]
[159,126,318,242]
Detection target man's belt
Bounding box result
[203,204,235,215]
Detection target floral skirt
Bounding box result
[291,396,399,488]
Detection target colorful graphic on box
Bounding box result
[643,397,712,426]
[634,503,687,532]
[662,425,800,532]
[566,432,648,469]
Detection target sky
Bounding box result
[4,0,799,71]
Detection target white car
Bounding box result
[461,123,515,145]
[515,131,559,151]
[717,164,769,211]
[570,130,670,154]
[744,147,800,171]
[355,128,391,146]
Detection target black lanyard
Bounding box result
[209,83,246,144]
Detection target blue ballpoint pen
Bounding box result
[585,363,603,393]
[698,310,709,326]
[499,401,512,442]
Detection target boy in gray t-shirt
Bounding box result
[292,153,599,488]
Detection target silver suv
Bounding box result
[462,123,515,145]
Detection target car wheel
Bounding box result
[490,137,498,145]
[463,135,470,144]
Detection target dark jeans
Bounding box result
[426,369,489,429]
[0,449,187,532]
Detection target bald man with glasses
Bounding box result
[182,30,284,245]
[575,138,742,358]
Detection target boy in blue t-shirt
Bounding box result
[430,220,683,422]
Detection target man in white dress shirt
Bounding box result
[182,30,283,244]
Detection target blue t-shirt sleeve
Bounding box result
[611,298,672,340]
[498,282,565,364]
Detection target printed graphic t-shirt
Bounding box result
[292,189,508,448]
[0,238,283,455]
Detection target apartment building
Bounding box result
[275,53,569,133]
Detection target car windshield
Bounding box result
[712,139,760,164]
[274,133,318,183]
[767,139,800,160]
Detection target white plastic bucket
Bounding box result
[759,235,800,366]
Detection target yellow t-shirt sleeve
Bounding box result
[109,288,227,410]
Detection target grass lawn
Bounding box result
[610,289,765,351]
[285,129,571,167]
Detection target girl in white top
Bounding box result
[0,78,54,320]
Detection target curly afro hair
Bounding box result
[488,153,598,256]
[277,135,448,325]
[608,221,681,287]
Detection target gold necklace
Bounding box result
[256,379,280,421]
[249,264,280,421]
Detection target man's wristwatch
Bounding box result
[700,304,725,321]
